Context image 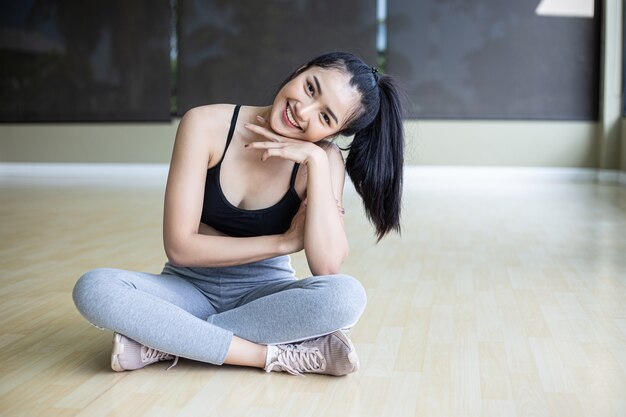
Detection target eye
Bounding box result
[322,113,330,125]
[306,82,314,95]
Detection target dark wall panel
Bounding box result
[0,0,171,122]
[177,0,377,115]
[387,0,601,120]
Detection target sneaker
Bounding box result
[111,333,179,372]
[265,330,359,376]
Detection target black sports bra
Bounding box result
[201,105,302,237]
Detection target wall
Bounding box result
[598,0,623,172]
[0,123,177,164]
[0,120,597,168]
[0,1,618,171]
[622,119,626,172]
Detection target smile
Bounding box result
[284,103,301,130]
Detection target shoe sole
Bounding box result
[332,330,360,372]
[111,333,125,372]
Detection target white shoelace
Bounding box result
[265,345,325,376]
[142,347,179,370]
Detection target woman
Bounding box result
[72,51,405,376]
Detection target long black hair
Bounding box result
[278,51,405,241]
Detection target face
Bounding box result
[269,66,361,142]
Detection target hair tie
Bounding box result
[371,66,379,81]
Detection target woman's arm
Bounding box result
[301,144,349,275]
[243,123,349,275]
[163,105,302,268]
[169,233,294,268]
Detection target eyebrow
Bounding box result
[313,75,339,125]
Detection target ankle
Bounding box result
[223,336,269,368]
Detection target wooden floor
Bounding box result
[1,174,626,417]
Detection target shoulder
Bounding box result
[176,104,239,165]
[180,104,237,132]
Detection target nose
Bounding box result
[294,99,318,122]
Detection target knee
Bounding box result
[72,268,123,318]
[333,274,367,310]
[318,274,367,328]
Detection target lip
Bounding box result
[282,102,300,130]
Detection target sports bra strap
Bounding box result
[289,163,300,189]
[212,104,241,168]
[224,104,241,150]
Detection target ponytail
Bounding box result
[345,75,405,241]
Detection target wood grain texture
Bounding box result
[1,178,625,417]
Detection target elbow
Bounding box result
[311,246,349,276]
[311,264,341,276]
[164,240,187,267]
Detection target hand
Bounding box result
[244,116,324,165]
[281,199,307,253]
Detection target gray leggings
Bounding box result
[72,255,367,365]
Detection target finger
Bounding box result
[246,142,289,149]
[244,123,304,143]
[261,148,283,162]
[264,147,300,161]
[244,123,280,140]
[256,115,267,125]
[261,147,296,162]
[244,123,283,142]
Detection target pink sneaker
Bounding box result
[111,333,178,372]
[265,330,359,376]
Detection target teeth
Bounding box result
[286,105,300,128]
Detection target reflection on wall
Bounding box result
[387,0,600,120]
[0,0,171,121]
[176,0,377,115]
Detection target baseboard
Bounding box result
[0,162,169,178]
[0,163,625,187]
[403,166,599,183]
[596,169,619,183]
[0,162,169,187]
